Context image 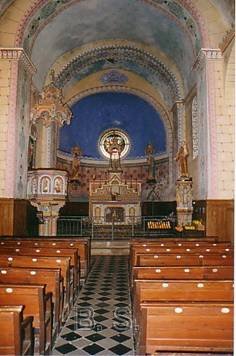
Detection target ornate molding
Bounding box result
[192,48,223,71]
[0,48,36,74]
[31,71,72,127]
[55,44,182,101]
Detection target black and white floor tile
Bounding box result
[53,256,134,355]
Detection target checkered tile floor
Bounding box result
[53,256,134,355]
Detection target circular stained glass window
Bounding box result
[99,128,131,159]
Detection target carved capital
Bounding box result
[0,47,36,74]
[171,100,184,112]
[193,48,223,71]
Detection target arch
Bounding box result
[66,84,175,185]
[14,0,205,50]
[55,44,183,102]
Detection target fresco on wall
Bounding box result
[59,92,166,159]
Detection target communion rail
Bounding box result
[57,215,182,239]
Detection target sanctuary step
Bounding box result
[91,240,130,255]
[92,224,141,239]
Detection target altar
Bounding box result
[89,172,141,225]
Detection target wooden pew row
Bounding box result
[0,305,34,355]
[0,247,80,300]
[133,265,233,281]
[130,253,233,284]
[0,267,63,337]
[0,255,71,319]
[137,302,233,355]
[131,236,218,243]
[0,236,91,280]
[0,284,52,355]
[130,242,232,266]
[133,279,233,312]
[136,253,233,267]
[133,279,233,333]
[131,239,234,354]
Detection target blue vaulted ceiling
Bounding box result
[59,92,166,159]
[30,0,199,89]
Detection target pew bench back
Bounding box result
[137,302,233,355]
[0,305,34,355]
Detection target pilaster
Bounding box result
[193,48,225,199]
[0,48,36,198]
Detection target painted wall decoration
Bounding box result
[57,156,170,202]
[59,92,166,159]
[27,0,199,89]
[191,96,199,159]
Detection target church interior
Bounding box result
[0,0,234,355]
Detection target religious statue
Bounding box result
[105,134,123,172]
[145,143,156,182]
[175,141,189,178]
[28,124,37,169]
[54,177,63,193]
[70,146,82,181]
[42,177,50,193]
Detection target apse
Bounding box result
[59,92,167,159]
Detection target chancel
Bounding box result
[0,0,234,355]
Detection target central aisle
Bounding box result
[53,256,134,355]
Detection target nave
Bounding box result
[53,256,134,355]
[0,236,233,356]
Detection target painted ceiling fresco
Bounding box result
[31,0,197,89]
[56,49,181,106]
[59,92,166,159]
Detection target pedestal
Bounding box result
[27,169,68,236]
[176,177,193,226]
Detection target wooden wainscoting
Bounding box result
[0,199,28,236]
[206,200,234,242]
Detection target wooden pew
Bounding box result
[136,253,233,267]
[133,265,234,281]
[133,279,233,331]
[0,267,63,337]
[137,302,233,354]
[0,246,80,300]
[0,284,52,355]
[131,236,218,243]
[132,239,234,354]
[0,255,71,319]
[134,279,233,308]
[130,241,232,266]
[0,236,90,280]
[0,305,34,355]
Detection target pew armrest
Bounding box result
[21,316,34,355]
[44,292,53,353]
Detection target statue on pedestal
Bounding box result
[174,141,193,226]
[175,141,189,178]
[70,146,82,182]
[105,134,123,172]
[145,143,156,183]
